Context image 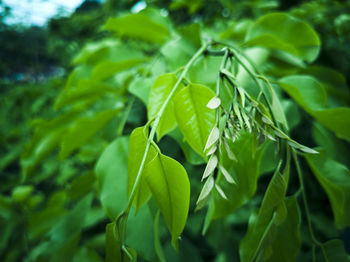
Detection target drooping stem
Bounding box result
[119,42,209,253]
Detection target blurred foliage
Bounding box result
[0,0,350,261]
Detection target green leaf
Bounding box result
[322,239,350,262]
[60,109,120,159]
[306,150,350,229]
[279,75,350,142]
[267,196,301,262]
[104,13,169,44]
[91,59,145,81]
[174,84,216,158]
[95,137,129,219]
[128,127,158,210]
[244,13,320,62]
[144,153,190,248]
[154,211,166,262]
[148,73,183,140]
[239,162,290,262]
[128,77,154,106]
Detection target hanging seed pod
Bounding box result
[201,155,218,181]
[219,164,236,184]
[196,176,215,211]
[215,184,228,200]
[207,96,221,109]
[204,126,220,152]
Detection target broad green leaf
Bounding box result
[148,73,183,140]
[279,75,350,141]
[204,133,264,227]
[240,162,289,262]
[144,153,190,248]
[128,127,158,210]
[95,137,129,219]
[60,109,120,159]
[104,13,169,44]
[267,197,301,262]
[244,13,320,62]
[322,239,350,262]
[174,84,216,158]
[91,59,145,81]
[306,150,350,229]
[106,222,131,262]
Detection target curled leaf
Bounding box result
[202,155,218,181]
[206,97,221,109]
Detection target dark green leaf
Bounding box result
[306,150,350,229]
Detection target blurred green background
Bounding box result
[1,0,349,261]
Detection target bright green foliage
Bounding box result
[3,2,350,261]
[127,127,157,210]
[144,153,190,248]
[95,137,129,219]
[60,109,120,159]
[174,84,216,158]
[148,73,183,140]
[245,13,321,62]
[306,151,350,229]
[104,13,170,44]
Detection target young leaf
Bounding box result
[148,73,183,140]
[206,145,217,156]
[128,127,158,211]
[174,84,216,158]
[144,153,190,248]
[201,155,218,181]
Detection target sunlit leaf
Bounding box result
[148,73,183,140]
[144,153,190,248]
[174,84,216,158]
